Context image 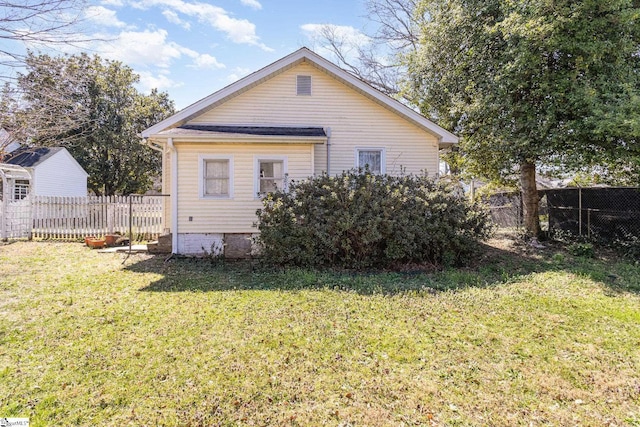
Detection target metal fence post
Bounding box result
[578,186,582,236]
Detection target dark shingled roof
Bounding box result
[4,147,63,167]
[177,125,326,137]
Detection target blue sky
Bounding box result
[75,0,371,109]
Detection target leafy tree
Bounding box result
[15,53,174,195]
[404,0,640,237]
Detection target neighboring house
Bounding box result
[142,47,459,256]
[0,146,88,200]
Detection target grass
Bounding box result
[0,238,639,426]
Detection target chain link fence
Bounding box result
[543,187,639,242]
[485,187,639,242]
[486,191,523,229]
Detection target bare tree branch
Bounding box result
[0,0,101,79]
[308,0,421,101]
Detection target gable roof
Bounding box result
[3,146,88,178]
[141,47,458,145]
[4,147,64,167]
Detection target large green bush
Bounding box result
[255,171,493,270]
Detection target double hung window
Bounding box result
[201,156,232,198]
[256,157,287,196]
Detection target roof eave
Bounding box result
[147,133,328,144]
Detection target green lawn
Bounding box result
[1,240,639,426]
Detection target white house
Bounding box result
[142,47,458,256]
[0,146,88,200]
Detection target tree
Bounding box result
[308,0,423,98]
[15,53,175,195]
[404,0,640,237]
[0,0,90,77]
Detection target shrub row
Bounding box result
[255,170,493,270]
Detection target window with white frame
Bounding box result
[256,158,286,196]
[356,148,385,174]
[202,157,232,198]
[13,179,29,200]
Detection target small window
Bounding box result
[202,158,231,198]
[356,149,385,174]
[14,179,29,200]
[297,75,312,96]
[259,160,285,193]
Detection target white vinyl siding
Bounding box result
[31,149,87,197]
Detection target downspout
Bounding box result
[167,137,178,254]
[325,127,332,175]
[0,169,7,241]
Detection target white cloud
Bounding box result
[91,28,226,74]
[189,53,225,69]
[240,0,262,10]
[137,70,183,92]
[301,24,371,64]
[301,24,370,47]
[97,28,198,68]
[162,9,191,30]
[226,66,251,83]
[131,0,272,51]
[84,6,128,28]
[101,0,124,6]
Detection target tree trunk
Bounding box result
[520,161,541,238]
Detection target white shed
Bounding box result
[1,147,88,199]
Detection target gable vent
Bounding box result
[296,75,312,96]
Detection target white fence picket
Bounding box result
[6,195,166,241]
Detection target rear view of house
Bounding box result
[142,47,458,256]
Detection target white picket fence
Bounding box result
[1,195,166,241]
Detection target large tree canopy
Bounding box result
[13,53,175,195]
[403,0,640,237]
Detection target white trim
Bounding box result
[355,147,386,174]
[253,155,288,199]
[199,154,234,199]
[168,138,178,254]
[141,47,458,145]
